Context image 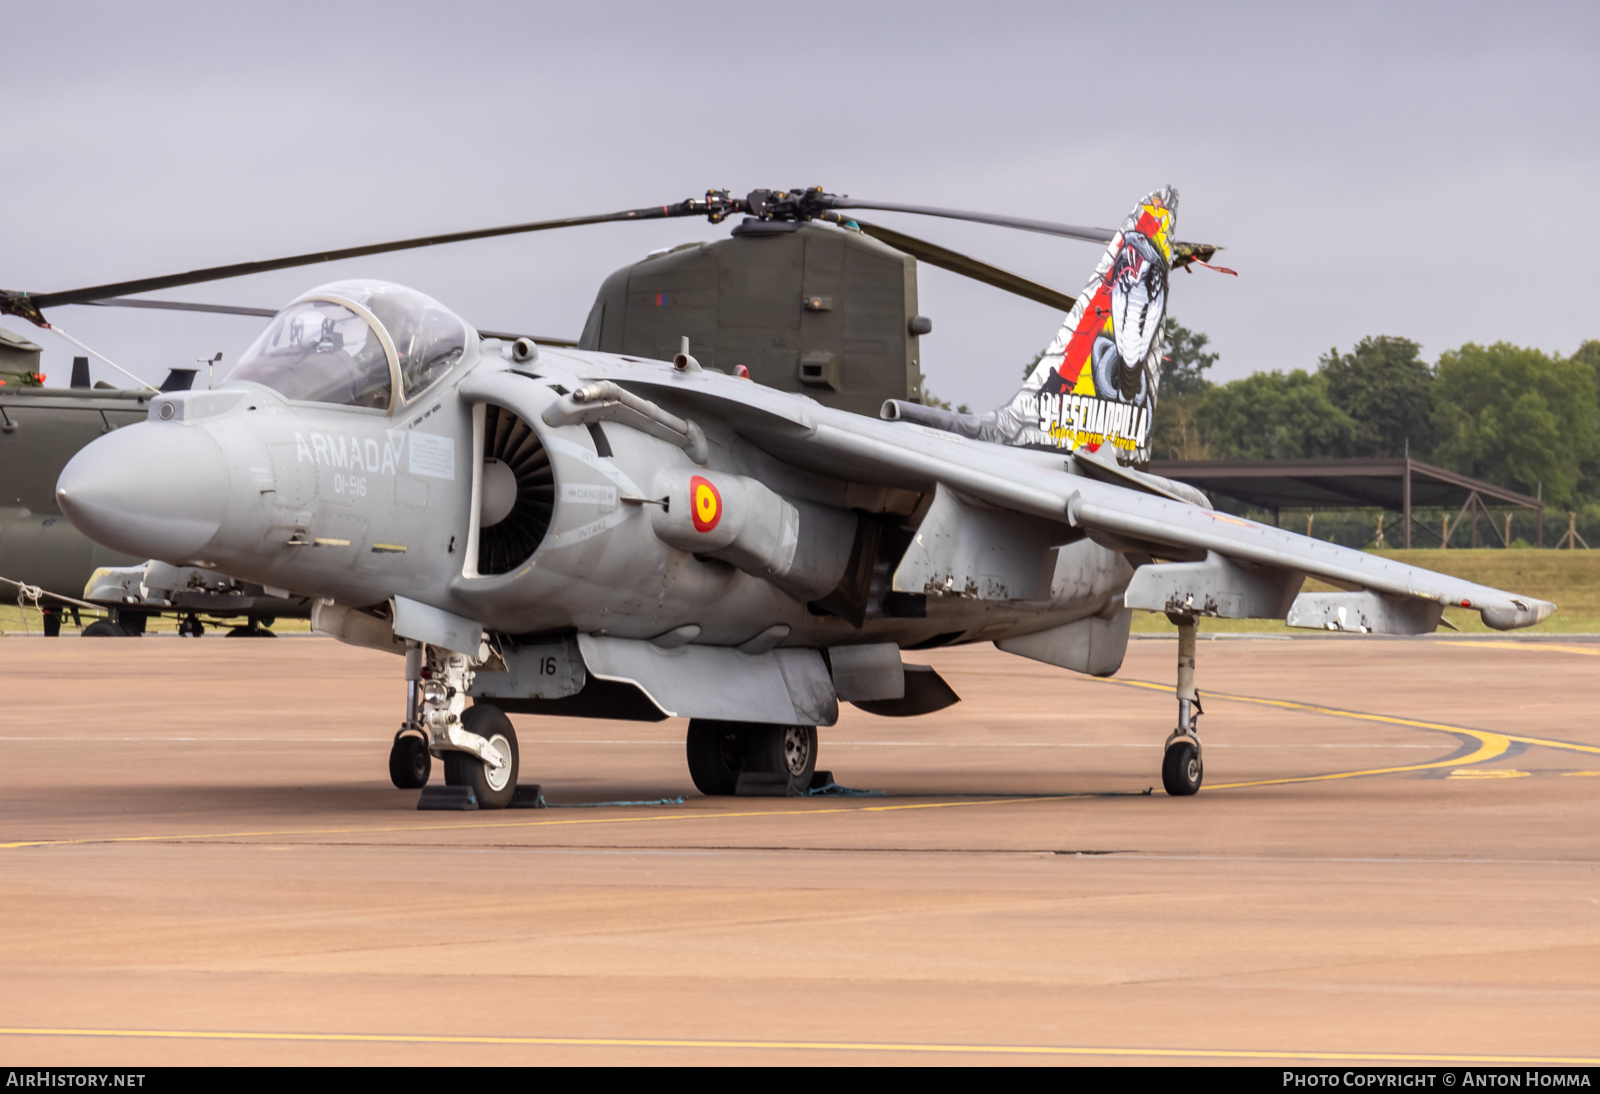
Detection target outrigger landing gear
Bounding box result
[1162,614,1204,797]
[392,642,519,808]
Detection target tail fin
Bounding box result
[1009,187,1174,466]
[883,188,1176,468]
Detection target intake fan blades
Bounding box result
[478,405,554,576]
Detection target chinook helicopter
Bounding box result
[43,187,1556,801]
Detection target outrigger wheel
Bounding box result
[1161,613,1204,797]
[389,729,431,789]
[444,704,520,809]
[1162,737,1203,797]
[685,719,817,796]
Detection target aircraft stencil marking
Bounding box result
[560,484,618,508]
[294,430,403,475]
[407,432,454,480]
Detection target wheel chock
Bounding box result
[735,771,793,797]
[509,785,546,809]
[734,771,833,797]
[418,785,478,811]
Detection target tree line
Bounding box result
[1152,321,1600,521]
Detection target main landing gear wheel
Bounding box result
[82,619,129,637]
[686,719,745,796]
[747,724,817,786]
[444,704,519,809]
[1163,738,1202,796]
[685,720,818,796]
[389,732,431,789]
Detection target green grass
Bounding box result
[0,603,312,636]
[1129,548,1600,634]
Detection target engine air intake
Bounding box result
[478,405,553,575]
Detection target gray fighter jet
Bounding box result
[53,189,1554,803]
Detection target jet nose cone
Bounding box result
[57,422,230,563]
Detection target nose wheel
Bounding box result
[389,729,431,789]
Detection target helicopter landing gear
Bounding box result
[1162,614,1203,797]
[444,705,519,809]
[177,614,204,637]
[685,720,818,796]
[227,614,276,637]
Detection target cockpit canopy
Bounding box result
[228,280,469,411]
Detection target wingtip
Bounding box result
[1479,597,1557,632]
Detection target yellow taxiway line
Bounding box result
[1450,640,1600,657]
[0,1025,1596,1064]
[1100,674,1600,777]
[4,681,1591,852]
[1101,678,1517,788]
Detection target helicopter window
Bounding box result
[229,301,391,410]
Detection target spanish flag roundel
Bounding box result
[690,475,722,533]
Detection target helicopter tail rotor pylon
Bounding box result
[880,187,1185,470]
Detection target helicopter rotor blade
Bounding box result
[1,187,1221,328]
[821,198,1117,246]
[474,329,578,347]
[816,195,1222,271]
[85,297,279,318]
[82,298,577,346]
[823,212,1078,314]
[5,203,707,322]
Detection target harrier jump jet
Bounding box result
[54,189,1554,804]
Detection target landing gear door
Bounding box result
[471,634,587,700]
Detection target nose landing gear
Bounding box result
[389,728,431,789]
[1162,614,1204,797]
[388,642,520,807]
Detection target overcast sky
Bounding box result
[3,0,1596,410]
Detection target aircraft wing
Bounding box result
[582,362,1554,634]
